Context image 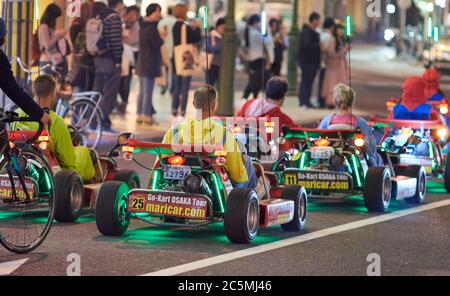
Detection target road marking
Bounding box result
[141,199,450,276]
[0,258,28,275]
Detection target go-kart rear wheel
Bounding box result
[113,170,141,189]
[401,166,427,204]
[96,181,130,236]
[363,167,392,212]
[55,171,84,223]
[224,189,259,244]
[445,154,450,193]
[281,186,308,232]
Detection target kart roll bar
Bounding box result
[127,139,224,156]
[369,116,446,131]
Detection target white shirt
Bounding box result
[158,15,177,59]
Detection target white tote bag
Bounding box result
[173,24,201,77]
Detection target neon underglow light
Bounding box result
[212,173,225,213]
[351,154,362,188]
[151,170,160,190]
[300,153,306,170]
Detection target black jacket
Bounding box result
[135,20,163,78]
[298,24,321,66]
[0,50,43,120]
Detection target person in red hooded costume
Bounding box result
[389,76,441,121]
[237,76,300,133]
[423,67,447,102]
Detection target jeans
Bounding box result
[234,155,258,190]
[243,58,265,100]
[172,75,192,116]
[137,76,156,116]
[93,57,121,128]
[317,68,326,108]
[299,63,319,107]
[119,66,133,104]
[208,65,220,87]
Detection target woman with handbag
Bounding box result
[171,3,201,117]
[38,3,69,84]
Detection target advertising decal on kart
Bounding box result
[266,200,295,227]
[128,190,209,219]
[285,170,352,191]
[0,175,35,200]
[399,155,434,171]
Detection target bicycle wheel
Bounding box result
[61,98,103,149]
[0,148,56,253]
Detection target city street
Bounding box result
[1,45,449,276]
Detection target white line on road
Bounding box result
[141,199,450,276]
[0,258,28,275]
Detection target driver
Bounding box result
[162,85,258,190]
[423,67,447,102]
[15,75,95,181]
[318,84,383,167]
[389,76,441,121]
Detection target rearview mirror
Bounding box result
[118,133,134,145]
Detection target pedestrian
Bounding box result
[242,14,274,100]
[298,12,321,108]
[135,3,164,126]
[323,23,348,108]
[92,0,124,133]
[206,17,225,87]
[38,3,69,84]
[68,2,94,93]
[317,17,335,109]
[171,3,201,117]
[158,6,177,94]
[118,5,141,114]
[0,17,51,129]
[269,18,286,77]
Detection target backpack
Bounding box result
[31,29,41,65]
[85,14,115,56]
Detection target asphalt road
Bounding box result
[0,67,449,276]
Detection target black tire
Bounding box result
[281,186,308,232]
[54,171,84,223]
[401,166,427,204]
[363,167,392,212]
[224,189,259,244]
[445,154,450,193]
[113,170,141,189]
[96,181,130,236]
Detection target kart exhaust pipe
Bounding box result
[183,173,212,196]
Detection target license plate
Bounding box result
[0,175,36,200]
[285,171,352,192]
[163,165,191,180]
[128,191,208,220]
[311,146,335,159]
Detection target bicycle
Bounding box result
[0,111,55,253]
[10,57,104,149]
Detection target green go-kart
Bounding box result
[273,127,427,212]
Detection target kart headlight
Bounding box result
[354,134,365,147]
[440,104,448,115]
[265,121,276,134]
[168,155,186,166]
[437,128,448,139]
[122,145,135,161]
[314,138,330,147]
[39,141,48,150]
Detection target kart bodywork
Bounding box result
[95,139,308,244]
[272,127,428,212]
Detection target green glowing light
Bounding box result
[428,16,433,38]
[202,6,208,29]
[299,153,306,170]
[351,154,362,188]
[433,26,440,43]
[212,172,225,213]
[345,16,352,37]
[151,170,160,190]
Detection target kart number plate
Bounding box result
[163,165,191,180]
[311,146,335,159]
[0,175,35,200]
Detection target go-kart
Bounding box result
[371,116,450,192]
[95,136,308,244]
[386,97,450,127]
[8,130,141,223]
[273,126,428,212]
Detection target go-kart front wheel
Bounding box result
[55,171,84,223]
[363,167,392,212]
[224,189,259,244]
[281,186,308,232]
[96,181,130,236]
[445,154,450,193]
[402,166,427,204]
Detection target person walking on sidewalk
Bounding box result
[206,18,225,87]
[269,18,286,77]
[298,12,321,108]
[323,23,348,108]
[171,3,201,117]
[317,17,335,109]
[135,3,164,126]
[93,0,124,133]
[158,6,177,94]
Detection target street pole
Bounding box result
[287,0,299,95]
[217,0,236,116]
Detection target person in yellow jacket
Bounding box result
[15,75,95,181]
[162,85,257,188]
